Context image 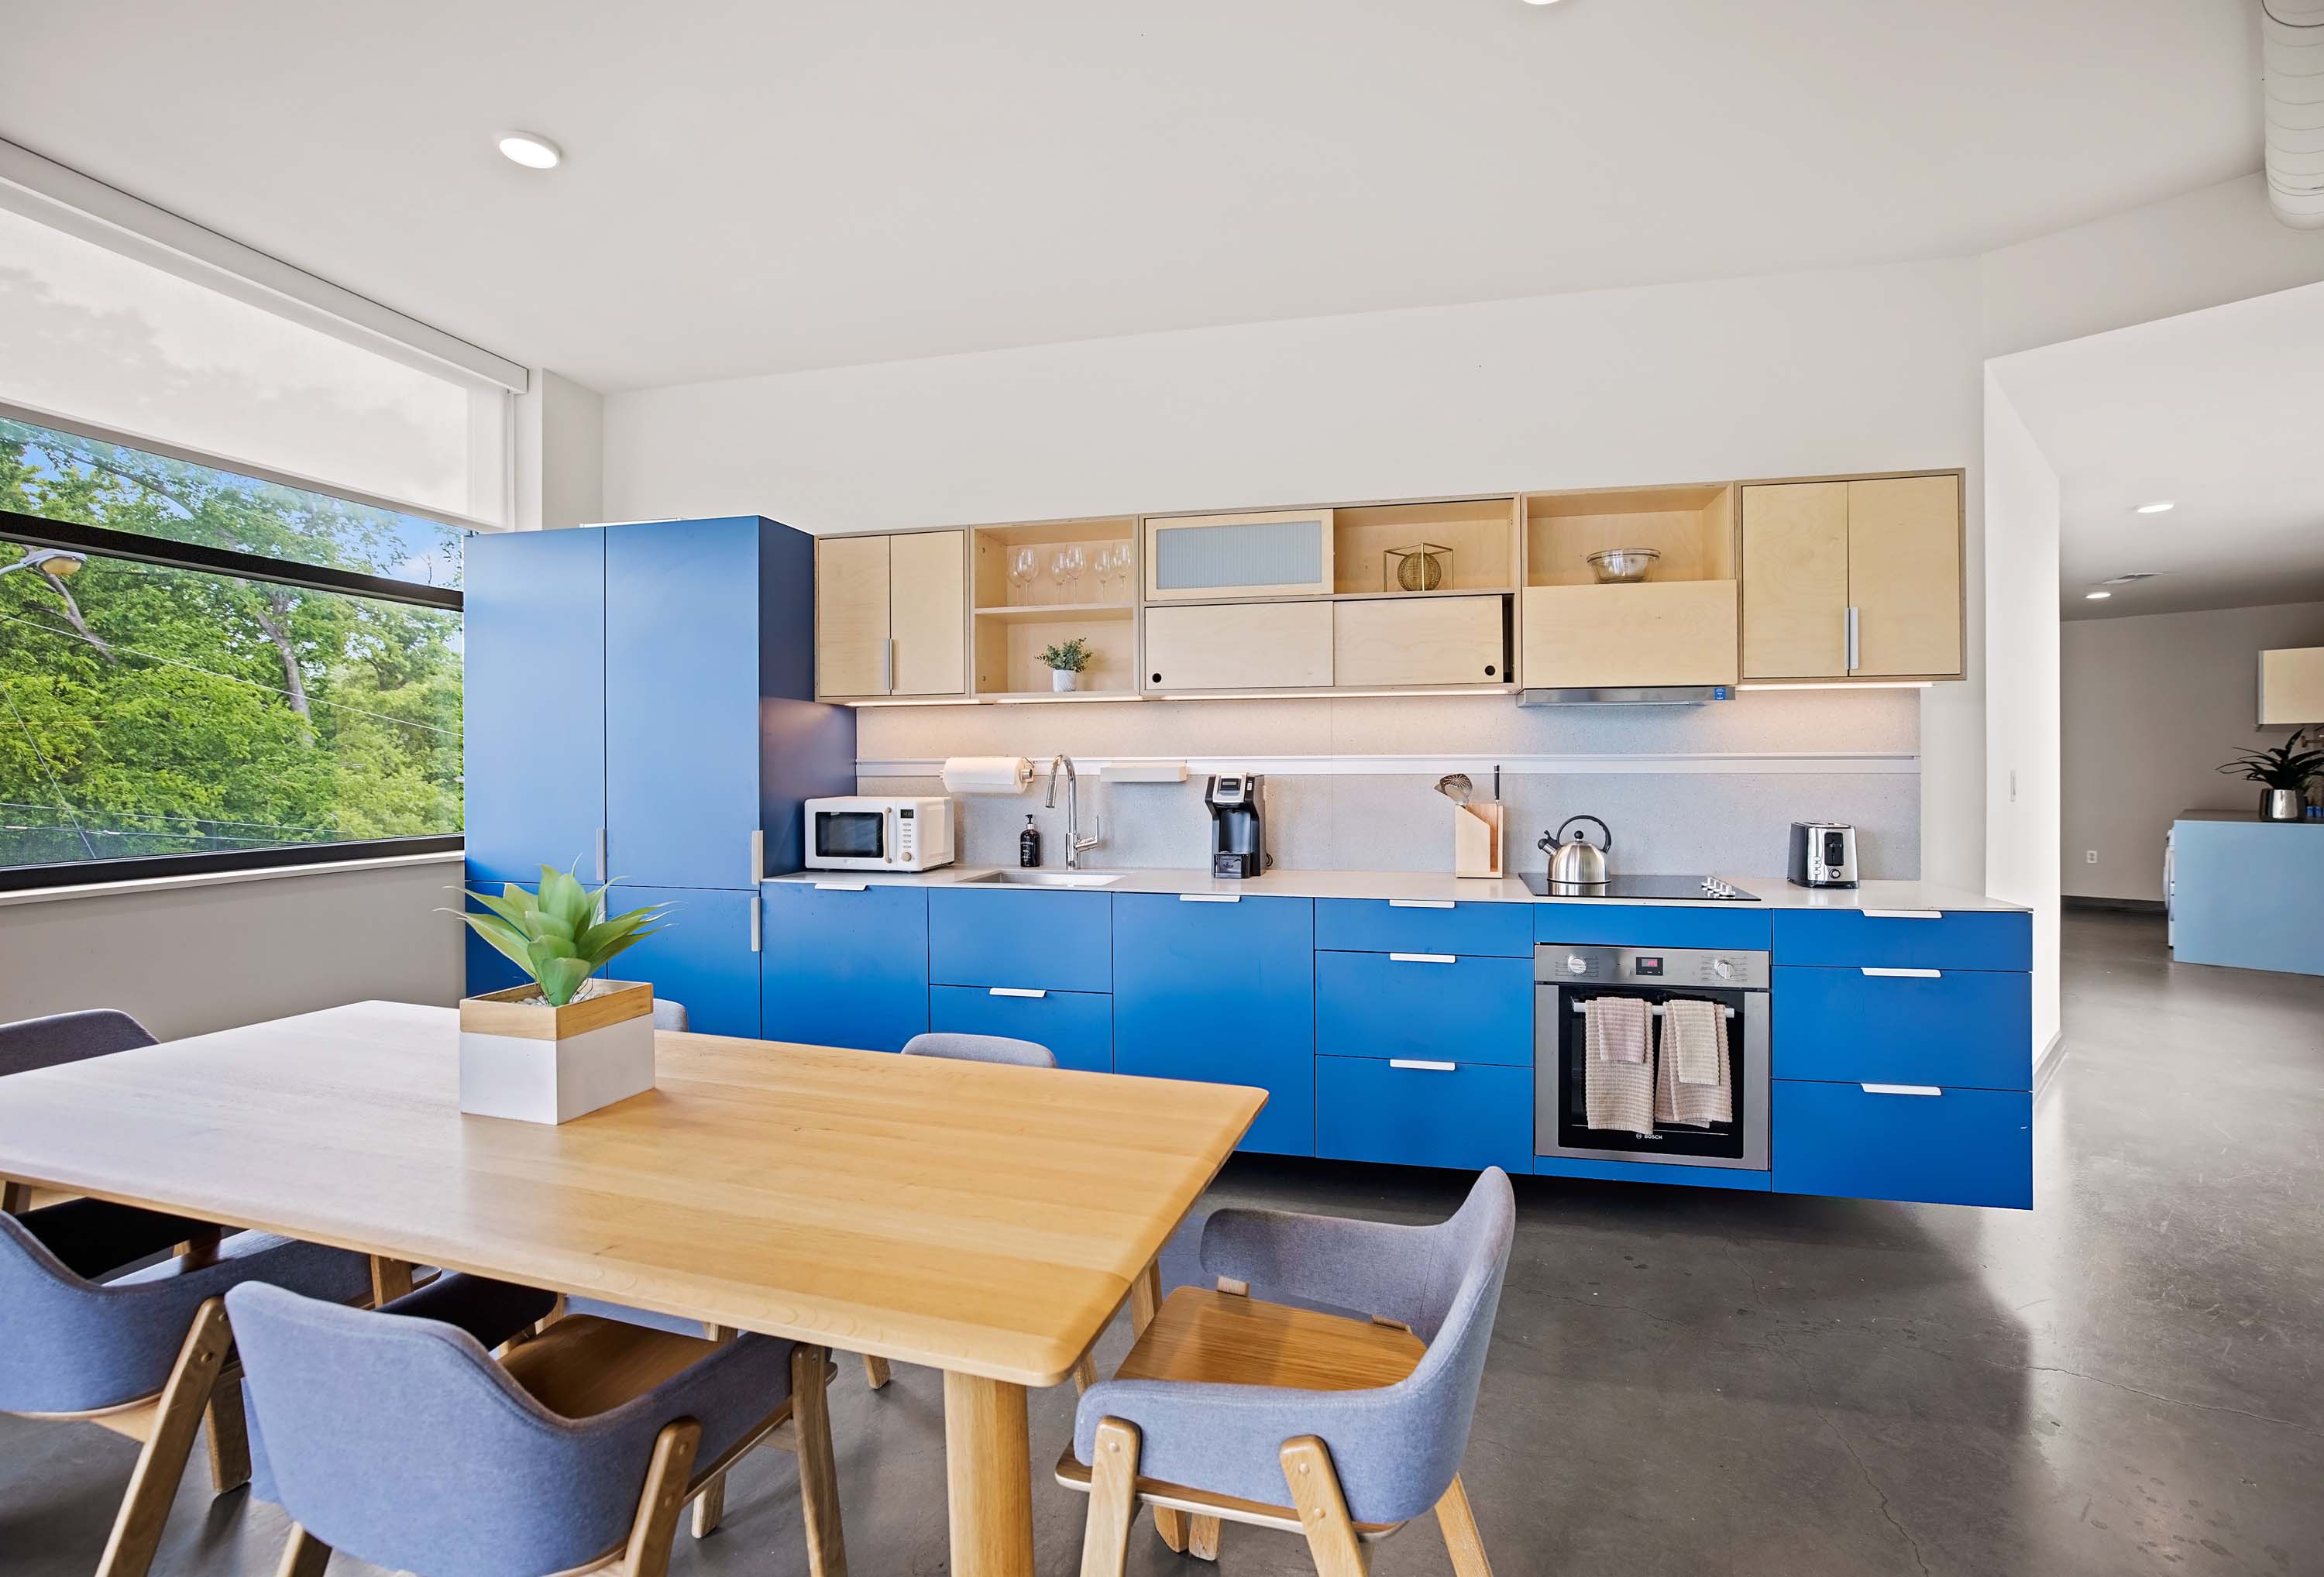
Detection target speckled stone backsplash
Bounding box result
[853,688,1921,879]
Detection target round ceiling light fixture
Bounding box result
[2133,500,2175,514]
[497,132,563,170]
[2084,591,2112,600]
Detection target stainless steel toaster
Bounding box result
[1788,822,1858,888]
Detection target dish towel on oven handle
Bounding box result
[1655,997,1731,1127]
[1583,995,1655,1137]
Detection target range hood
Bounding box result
[1517,685,1734,707]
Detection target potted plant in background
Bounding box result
[1041,636,1094,692]
[2218,727,2323,822]
[448,866,672,1123]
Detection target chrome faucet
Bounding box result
[1044,754,1103,870]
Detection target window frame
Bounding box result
[0,505,466,893]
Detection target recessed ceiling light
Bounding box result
[497,132,562,170]
[2133,500,2174,514]
[2085,591,2112,600]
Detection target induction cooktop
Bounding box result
[1518,873,1758,903]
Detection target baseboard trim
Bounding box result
[2063,895,2164,916]
[2033,1030,2065,1097]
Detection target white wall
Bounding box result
[1980,376,2062,1067]
[515,367,605,530]
[2061,601,2324,902]
[0,857,466,1041]
[606,257,1987,882]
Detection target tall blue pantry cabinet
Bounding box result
[462,517,856,1035]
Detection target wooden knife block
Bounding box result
[1452,801,1505,878]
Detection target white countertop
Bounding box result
[768,866,2028,912]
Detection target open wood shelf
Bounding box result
[1524,484,1735,586]
[1332,496,1518,595]
[971,600,1133,623]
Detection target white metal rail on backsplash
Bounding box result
[856,751,1921,778]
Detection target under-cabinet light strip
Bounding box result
[856,751,1920,778]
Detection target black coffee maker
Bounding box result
[1205,773,1270,879]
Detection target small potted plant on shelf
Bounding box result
[1040,636,1094,692]
[447,866,672,1123]
[2218,727,2323,822]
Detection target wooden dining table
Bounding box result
[0,1000,1265,1576]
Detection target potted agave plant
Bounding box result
[2218,727,2323,822]
[448,866,672,1123]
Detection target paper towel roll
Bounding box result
[941,756,1032,795]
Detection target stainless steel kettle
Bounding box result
[1540,815,1611,888]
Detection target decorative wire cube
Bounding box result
[1384,542,1452,593]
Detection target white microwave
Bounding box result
[803,796,956,871]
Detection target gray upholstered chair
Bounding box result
[229,1279,846,1577]
[900,1030,1057,1067]
[0,1204,374,1577]
[651,998,688,1032]
[1061,1166,1515,1575]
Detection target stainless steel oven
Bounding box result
[1534,943,1769,1171]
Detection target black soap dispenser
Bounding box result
[1019,814,1043,868]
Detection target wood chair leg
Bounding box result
[620,1419,701,1577]
[95,1297,233,1577]
[205,1371,252,1493]
[791,1343,849,1577]
[368,1256,414,1307]
[861,1352,891,1390]
[1188,1513,1222,1560]
[274,1525,332,1577]
[1078,1417,1141,1577]
[1122,1261,1188,1551]
[1434,1475,1493,1577]
[1281,1436,1370,1577]
[1072,1351,1098,1393]
[690,1326,738,1538]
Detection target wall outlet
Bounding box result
[2085,850,2099,864]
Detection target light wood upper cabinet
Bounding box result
[1846,475,1961,678]
[1145,510,1334,602]
[1144,600,1333,692]
[1334,596,1506,688]
[1523,582,1736,689]
[1740,482,1849,679]
[814,530,966,699]
[1741,473,1961,682]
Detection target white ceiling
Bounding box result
[0,2,2265,392]
[1992,280,2324,620]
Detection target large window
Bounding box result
[1,417,464,887]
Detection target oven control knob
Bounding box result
[1566,954,1589,976]
[1713,958,1734,981]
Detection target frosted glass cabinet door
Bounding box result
[1143,509,1335,601]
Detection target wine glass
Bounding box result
[1008,547,1037,596]
[1051,546,1085,595]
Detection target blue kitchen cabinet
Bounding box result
[1112,894,1315,1156]
[1535,904,1772,953]
[1773,965,2031,1090]
[929,888,1113,993]
[460,877,532,996]
[761,882,929,1052]
[1772,908,2030,972]
[1318,1056,1532,1173]
[1315,950,1532,1067]
[462,517,857,1016]
[930,985,1112,1073]
[603,517,856,889]
[1773,1079,2033,1209]
[463,528,605,886]
[615,887,761,1038]
[1315,898,1533,958]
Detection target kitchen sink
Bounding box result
[956,870,1122,888]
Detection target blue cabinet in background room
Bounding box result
[1112,894,1316,1156]
[761,882,929,1052]
[462,517,856,1023]
[930,985,1113,1074]
[930,888,1114,993]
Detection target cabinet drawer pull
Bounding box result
[1388,899,1456,909]
[1860,967,1941,978]
[1388,953,1457,964]
[813,881,870,892]
[1860,909,1942,919]
[1860,1083,1941,1097]
[1389,1059,1458,1072]
[750,829,765,885]
[1179,893,1243,903]
[749,894,761,953]
[988,987,1047,998]
[595,826,608,885]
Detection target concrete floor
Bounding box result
[7,910,2321,1576]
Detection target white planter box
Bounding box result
[457,981,655,1124]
